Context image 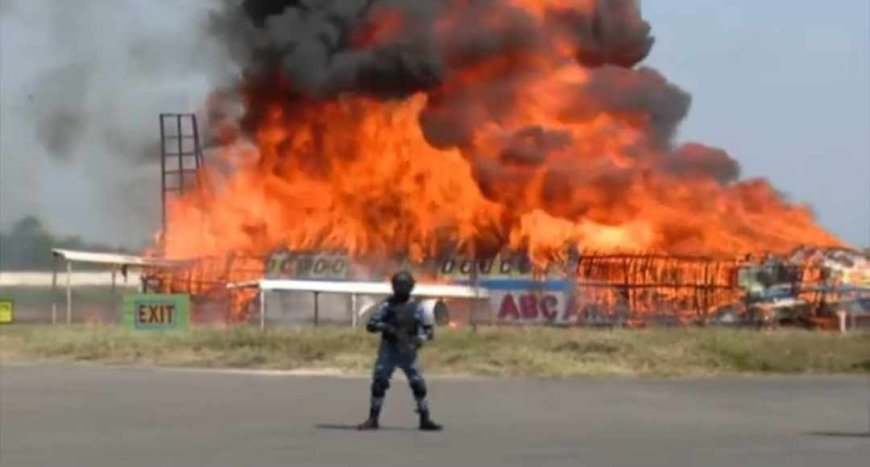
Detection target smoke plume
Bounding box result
[0,0,231,245]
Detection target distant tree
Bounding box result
[0,216,131,270]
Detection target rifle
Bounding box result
[381,323,423,353]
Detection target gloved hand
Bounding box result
[367,322,398,335]
[409,335,424,350]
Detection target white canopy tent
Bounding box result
[228,278,490,330]
[50,248,182,324]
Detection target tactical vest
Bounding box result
[383,300,419,343]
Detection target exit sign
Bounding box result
[122,294,190,330]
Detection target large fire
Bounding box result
[161,0,843,268]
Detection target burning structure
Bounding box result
[142,0,865,327]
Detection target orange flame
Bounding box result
[160,1,843,269]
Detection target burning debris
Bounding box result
[146,1,854,325]
[143,246,869,328]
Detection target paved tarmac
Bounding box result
[1,364,868,467]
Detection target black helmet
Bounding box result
[391,270,415,298]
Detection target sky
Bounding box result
[0,0,868,248]
[643,0,870,247]
[0,0,227,246]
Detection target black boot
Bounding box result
[358,410,380,430]
[418,410,442,431]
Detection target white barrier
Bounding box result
[0,272,142,287]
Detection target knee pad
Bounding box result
[371,379,390,398]
[409,379,427,399]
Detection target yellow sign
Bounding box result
[0,299,13,324]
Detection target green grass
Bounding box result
[1,325,868,377]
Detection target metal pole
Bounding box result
[314,292,320,327]
[470,254,480,328]
[176,115,184,194]
[51,255,58,325]
[350,293,358,328]
[159,115,167,234]
[259,288,266,331]
[66,261,72,325]
[837,311,847,334]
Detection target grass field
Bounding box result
[1,325,868,377]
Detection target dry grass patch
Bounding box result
[1,325,867,377]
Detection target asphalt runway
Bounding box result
[1,364,868,467]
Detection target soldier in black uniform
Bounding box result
[358,271,443,431]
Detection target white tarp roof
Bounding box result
[51,248,181,268]
[228,278,489,299]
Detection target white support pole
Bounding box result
[351,293,358,328]
[66,261,73,325]
[836,310,847,334]
[313,292,320,327]
[259,288,266,331]
[51,259,58,325]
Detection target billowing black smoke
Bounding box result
[212,0,740,189]
[217,0,656,98]
[548,0,654,68]
[214,0,442,98]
